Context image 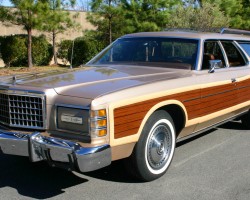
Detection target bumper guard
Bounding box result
[0,129,111,172]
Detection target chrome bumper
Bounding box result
[0,129,111,172]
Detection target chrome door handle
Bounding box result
[231,78,237,83]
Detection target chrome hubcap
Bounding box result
[147,124,172,170]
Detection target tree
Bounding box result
[87,0,124,46]
[41,0,79,65]
[167,2,229,32]
[0,0,50,68]
[240,0,250,30]
[86,0,182,47]
[198,0,243,29]
[121,0,182,33]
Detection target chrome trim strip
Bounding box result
[177,111,248,143]
[0,88,45,96]
[195,39,202,71]
[91,126,107,131]
[55,103,90,110]
[217,40,229,68]
[238,83,250,90]
[183,87,238,103]
[90,116,107,120]
[201,88,237,99]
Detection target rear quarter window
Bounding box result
[221,41,246,67]
[238,42,250,57]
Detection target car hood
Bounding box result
[1,65,191,99]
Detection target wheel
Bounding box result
[241,111,250,129]
[126,110,176,182]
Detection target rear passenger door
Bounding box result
[227,41,250,111]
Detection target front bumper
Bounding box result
[0,129,111,172]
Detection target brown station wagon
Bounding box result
[1,28,250,181]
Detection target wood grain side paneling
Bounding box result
[238,79,250,88]
[238,85,250,102]
[114,79,250,139]
[114,89,201,139]
[201,83,235,97]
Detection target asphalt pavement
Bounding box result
[0,120,250,200]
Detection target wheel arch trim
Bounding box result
[110,100,187,146]
[137,100,187,138]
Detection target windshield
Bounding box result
[88,37,199,69]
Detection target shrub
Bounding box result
[0,36,5,59]
[1,35,27,67]
[0,35,53,67]
[57,40,72,65]
[32,35,53,66]
[68,37,100,66]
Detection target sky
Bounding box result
[1,0,12,7]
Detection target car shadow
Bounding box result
[218,120,248,130]
[0,154,87,199]
[82,160,142,183]
[0,154,140,199]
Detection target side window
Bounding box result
[202,41,226,70]
[161,40,197,68]
[221,41,246,67]
[238,42,250,57]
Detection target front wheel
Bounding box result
[127,110,176,181]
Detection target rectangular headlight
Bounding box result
[57,106,89,134]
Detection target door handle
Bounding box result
[231,78,237,83]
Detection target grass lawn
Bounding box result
[0,66,76,76]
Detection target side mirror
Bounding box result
[208,60,223,73]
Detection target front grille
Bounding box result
[0,91,45,129]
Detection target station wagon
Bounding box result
[1,28,250,181]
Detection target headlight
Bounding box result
[90,109,107,137]
[57,106,89,134]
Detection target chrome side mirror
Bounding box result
[208,60,223,73]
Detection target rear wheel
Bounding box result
[126,110,176,181]
[241,111,250,129]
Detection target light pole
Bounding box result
[70,39,75,69]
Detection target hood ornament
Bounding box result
[12,75,17,85]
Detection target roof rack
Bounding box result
[164,28,199,32]
[220,28,250,36]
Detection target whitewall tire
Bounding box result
[126,110,176,181]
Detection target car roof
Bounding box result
[122,31,250,41]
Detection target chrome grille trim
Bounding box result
[0,89,46,130]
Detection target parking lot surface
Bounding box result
[0,120,250,200]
